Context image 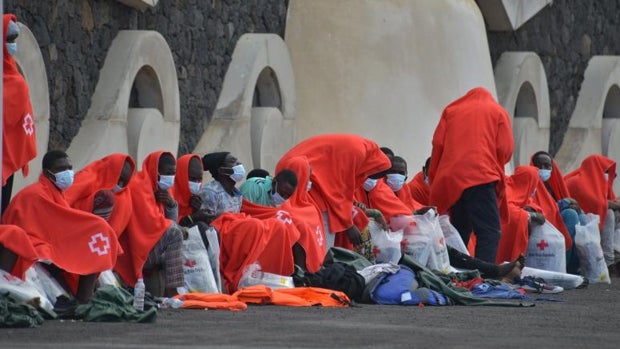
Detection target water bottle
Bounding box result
[132,278,145,311]
[160,297,184,309]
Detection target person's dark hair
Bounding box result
[202,152,230,178]
[275,169,298,188]
[423,157,431,170]
[246,168,270,179]
[42,150,68,170]
[392,155,407,167]
[380,147,395,158]
[158,152,175,167]
[532,151,552,162]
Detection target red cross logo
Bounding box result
[536,239,549,251]
[276,210,292,224]
[88,233,110,256]
[184,259,196,268]
[373,245,381,257]
[22,113,35,136]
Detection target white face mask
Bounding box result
[363,178,378,191]
[189,181,202,195]
[112,184,123,193]
[604,173,609,182]
[386,173,406,192]
[229,164,246,183]
[158,175,175,190]
[306,181,312,192]
[424,175,430,186]
[52,169,74,191]
[539,169,551,182]
[6,42,17,56]
[271,191,287,207]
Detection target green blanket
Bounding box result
[0,293,44,328]
[75,286,157,323]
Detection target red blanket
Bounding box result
[2,174,119,274]
[2,14,37,184]
[428,87,513,220]
[114,151,173,286]
[65,153,135,236]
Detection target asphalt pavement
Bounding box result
[1,280,620,348]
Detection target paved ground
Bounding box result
[1,281,620,348]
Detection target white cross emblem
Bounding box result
[22,113,35,136]
[315,225,324,247]
[276,210,293,225]
[88,233,110,256]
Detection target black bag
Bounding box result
[295,262,366,302]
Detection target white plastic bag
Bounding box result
[182,226,219,293]
[237,263,294,290]
[97,269,121,288]
[25,263,72,305]
[521,266,585,290]
[1,269,54,314]
[204,226,223,292]
[438,214,469,255]
[600,209,615,266]
[526,221,566,273]
[369,220,403,264]
[414,209,450,274]
[575,214,611,284]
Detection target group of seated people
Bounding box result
[0,88,618,304]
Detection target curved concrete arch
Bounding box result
[194,34,296,172]
[12,23,50,192]
[67,30,180,170]
[556,56,620,174]
[494,52,550,166]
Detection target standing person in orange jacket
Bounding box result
[428,87,514,263]
[2,14,37,214]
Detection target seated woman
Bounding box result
[200,152,299,293]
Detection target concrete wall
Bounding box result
[5,0,288,155]
[285,0,497,172]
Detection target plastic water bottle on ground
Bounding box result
[160,297,184,309]
[132,278,145,311]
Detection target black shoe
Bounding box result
[53,295,79,319]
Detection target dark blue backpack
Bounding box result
[369,266,450,306]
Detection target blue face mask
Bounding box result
[306,181,312,192]
[229,164,246,183]
[112,184,123,193]
[158,175,175,190]
[424,175,430,186]
[363,178,378,191]
[52,169,74,191]
[271,191,287,207]
[6,42,17,56]
[189,181,202,195]
[539,169,551,182]
[386,173,406,192]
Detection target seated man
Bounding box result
[172,154,214,229]
[565,154,620,274]
[2,150,120,303]
[201,152,299,292]
[66,153,136,236]
[240,169,298,207]
[530,151,580,273]
[386,156,425,213]
[114,151,186,297]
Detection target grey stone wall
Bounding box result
[6,0,288,155]
[486,0,620,155]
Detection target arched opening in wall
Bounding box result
[128,65,164,114]
[514,82,538,120]
[252,67,282,110]
[603,85,620,119]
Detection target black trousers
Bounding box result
[449,182,501,263]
